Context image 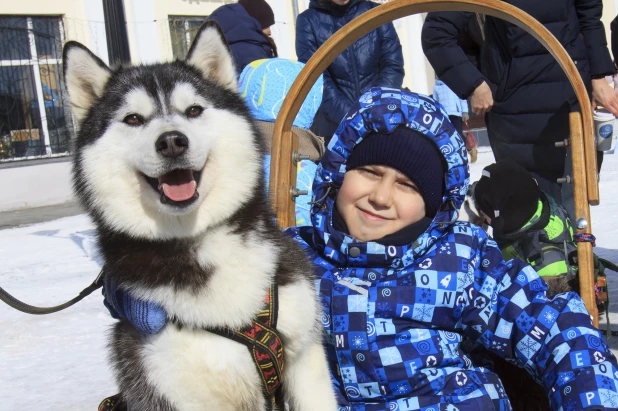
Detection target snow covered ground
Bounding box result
[0,149,617,410]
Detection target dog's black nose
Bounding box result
[155,131,189,157]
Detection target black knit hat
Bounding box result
[238,0,275,29]
[346,127,446,217]
[474,159,541,234]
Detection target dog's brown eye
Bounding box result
[123,114,144,126]
[186,105,203,118]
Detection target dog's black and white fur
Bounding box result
[63,22,337,410]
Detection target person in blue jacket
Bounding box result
[296,0,404,140]
[208,0,277,76]
[288,87,617,410]
[107,87,618,410]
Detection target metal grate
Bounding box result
[0,16,73,161]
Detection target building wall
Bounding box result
[0,160,74,212]
[123,0,229,64]
[268,0,298,60]
[605,1,617,44]
[0,0,109,64]
[120,0,296,64]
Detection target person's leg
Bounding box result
[449,115,463,137]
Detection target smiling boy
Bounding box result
[289,87,618,410]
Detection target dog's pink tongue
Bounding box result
[158,169,196,201]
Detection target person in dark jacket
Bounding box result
[296,0,404,139]
[421,2,618,221]
[209,0,277,76]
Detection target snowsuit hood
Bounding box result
[309,87,469,268]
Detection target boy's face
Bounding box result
[336,165,426,242]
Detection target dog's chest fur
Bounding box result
[107,223,319,411]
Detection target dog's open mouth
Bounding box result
[144,169,202,206]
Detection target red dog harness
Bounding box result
[208,283,284,407]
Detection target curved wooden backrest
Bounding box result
[270,0,599,324]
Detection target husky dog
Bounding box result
[63,22,336,411]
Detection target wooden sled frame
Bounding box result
[270,0,601,325]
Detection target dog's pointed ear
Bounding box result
[186,21,237,91]
[63,41,112,124]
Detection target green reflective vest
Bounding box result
[494,193,576,278]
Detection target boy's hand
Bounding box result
[591,78,618,117]
[470,81,493,116]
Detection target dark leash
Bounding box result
[0,270,103,315]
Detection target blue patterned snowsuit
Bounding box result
[286,87,618,410]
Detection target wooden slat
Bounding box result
[272,130,298,228]
[597,276,607,288]
[570,112,598,326]
[287,132,299,227]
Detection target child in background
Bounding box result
[105,88,618,410]
[471,159,578,295]
[433,78,478,162]
[467,159,582,410]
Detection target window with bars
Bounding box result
[0,16,72,160]
[168,16,208,60]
